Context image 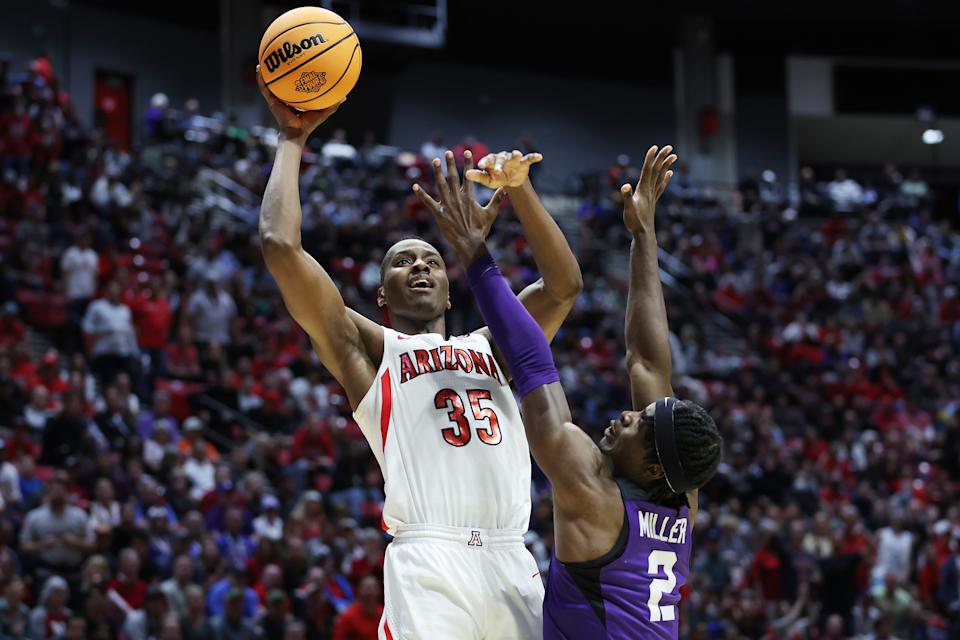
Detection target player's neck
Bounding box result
[600,453,617,479]
[391,314,446,338]
[602,453,652,491]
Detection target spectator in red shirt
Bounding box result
[451,136,490,169]
[9,342,38,389]
[332,576,382,640]
[31,55,55,85]
[254,564,285,605]
[347,530,385,588]
[751,532,788,606]
[128,275,173,377]
[33,351,69,398]
[290,414,336,493]
[164,327,201,380]
[5,423,39,463]
[107,548,147,612]
[916,541,942,607]
[291,413,334,459]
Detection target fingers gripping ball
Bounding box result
[258,7,362,110]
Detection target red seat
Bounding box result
[14,289,68,329]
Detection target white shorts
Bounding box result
[378,524,545,640]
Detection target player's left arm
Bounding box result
[622,146,701,525]
[467,151,583,342]
[622,145,677,409]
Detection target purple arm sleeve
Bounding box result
[467,251,560,397]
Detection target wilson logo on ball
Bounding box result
[263,33,328,72]
[295,71,327,93]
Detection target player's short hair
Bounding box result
[380,236,437,283]
[641,399,722,507]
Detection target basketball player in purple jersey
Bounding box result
[420,144,722,639]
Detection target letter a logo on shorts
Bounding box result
[468,531,483,547]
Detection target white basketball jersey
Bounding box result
[353,327,532,532]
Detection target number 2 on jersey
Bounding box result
[434,389,502,447]
[647,550,677,622]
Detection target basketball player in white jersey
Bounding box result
[256,70,582,639]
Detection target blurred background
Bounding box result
[0,1,958,639]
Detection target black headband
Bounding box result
[653,397,693,494]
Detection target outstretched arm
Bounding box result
[622,145,678,409]
[467,151,583,341]
[621,146,702,523]
[467,249,604,511]
[256,69,379,408]
[414,164,604,509]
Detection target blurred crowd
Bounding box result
[0,56,958,640]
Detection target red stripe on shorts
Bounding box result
[379,369,392,451]
[384,619,395,640]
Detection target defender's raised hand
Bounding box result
[413,150,504,263]
[466,150,543,189]
[621,145,677,235]
[256,66,342,145]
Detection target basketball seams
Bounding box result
[283,44,361,105]
[258,21,348,60]
[264,31,357,87]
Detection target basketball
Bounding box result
[258,6,362,110]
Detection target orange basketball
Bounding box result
[258,7,362,110]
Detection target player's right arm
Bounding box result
[256,68,379,408]
[461,249,621,558]
[519,383,609,510]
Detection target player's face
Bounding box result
[598,403,654,459]
[379,240,451,320]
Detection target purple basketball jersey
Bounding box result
[543,480,692,639]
